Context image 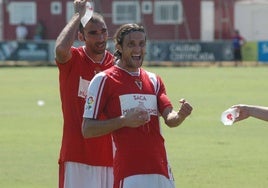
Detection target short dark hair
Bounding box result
[79,12,106,33]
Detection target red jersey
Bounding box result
[83,66,173,185]
[56,46,114,166]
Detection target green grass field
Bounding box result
[1,66,268,188]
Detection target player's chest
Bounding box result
[116,76,155,94]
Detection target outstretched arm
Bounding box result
[55,0,86,63]
[233,104,268,122]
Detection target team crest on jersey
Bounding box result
[85,96,95,110]
[135,79,142,90]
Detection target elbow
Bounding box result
[55,44,70,63]
[55,45,65,58]
[82,128,95,139]
[54,42,64,55]
[81,119,95,138]
[81,125,91,138]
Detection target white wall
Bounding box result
[235,1,268,41]
[201,1,215,41]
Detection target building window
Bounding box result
[112,1,140,24]
[51,1,62,15]
[154,1,183,24]
[9,2,36,25]
[142,1,152,14]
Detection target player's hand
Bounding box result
[232,105,250,122]
[178,98,192,120]
[123,107,150,128]
[74,0,87,17]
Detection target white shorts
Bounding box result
[119,174,175,188]
[61,162,113,188]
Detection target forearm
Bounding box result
[163,101,192,127]
[164,111,185,127]
[55,13,81,62]
[248,105,268,121]
[82,116,126,138]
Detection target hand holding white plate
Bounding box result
[81,1,94,27]
[221,108,239,126]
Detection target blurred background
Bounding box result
[0,0,268,65]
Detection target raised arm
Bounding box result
[55,0,86,63]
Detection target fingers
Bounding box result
[74,0,87,15]
[179,99,192,111]
[135,109,150,123]
[124,108,150,128]
[74,0,86,3]
[179,98,185,104]
[179,98,193,114]
[178,99,193,118]
[179,104,192,117]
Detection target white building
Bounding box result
[235,0,268,41]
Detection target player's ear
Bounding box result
[78,32,85,41]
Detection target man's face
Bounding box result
[120,31,146,72]
[83,21,108,54]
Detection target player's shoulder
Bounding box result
[142,68,159,80]
[69,46,86,60]
[90,67,116,88]
[94,66,115,79]
[89,71,108,88]
[71,46,83,53]
[105,50,114,57]
[104,50,115,60]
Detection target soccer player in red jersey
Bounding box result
[82,23,193,188]
[55,0,114,187]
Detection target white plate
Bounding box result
[81,1,94,27]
